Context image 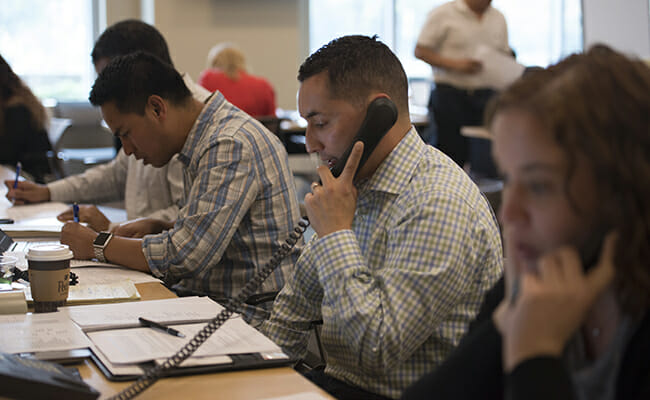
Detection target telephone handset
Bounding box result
[329,97,398,179]
[510,227,610,305]
[578,227,609,272]
[109,97,399,400]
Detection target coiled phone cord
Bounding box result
[108,218,310,400]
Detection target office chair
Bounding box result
[53,102,116,176]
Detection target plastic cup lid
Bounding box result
[26,244,74,261]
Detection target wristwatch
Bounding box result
[93,232,113,263]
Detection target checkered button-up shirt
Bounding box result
[262,128,503,398]
[143,92,302,319]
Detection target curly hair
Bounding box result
[486,44,650,316]
[298,35,409,115]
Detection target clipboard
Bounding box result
[90,348,294,381]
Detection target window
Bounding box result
[309,0,583,79]
[0,0,98,102]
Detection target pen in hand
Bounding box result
[138,317,186,338]
[73,202,80,223]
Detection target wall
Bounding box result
[106,0,309,110]
[583,0,650,58]
[104,0,650,109]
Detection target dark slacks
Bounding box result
[429,83,498,178]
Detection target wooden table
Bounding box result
[78,282,333,399]
[0,171,333,400]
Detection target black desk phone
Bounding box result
[0,352,99,400]
[104,98,399,400]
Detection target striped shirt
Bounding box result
[143,92,302,320]
[262,128,503,398]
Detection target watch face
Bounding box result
[94,232,111,246]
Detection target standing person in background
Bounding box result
[0,54,52,183]
[5,20,210,232]
[199,43,276,117]
[415,0,509,179]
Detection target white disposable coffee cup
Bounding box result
[26,244,74,313]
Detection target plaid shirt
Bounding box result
[143,93,302,315]
[262,128,503,398]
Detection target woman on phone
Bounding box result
[403,44,650,399]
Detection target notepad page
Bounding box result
[62,296,225,331]
[87,318,282,364]
[0,312,91,354]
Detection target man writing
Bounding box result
[62,52,302,322]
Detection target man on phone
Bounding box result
[261,35,503,399]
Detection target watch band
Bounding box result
[93,232,112,263]
[93,244,107,263]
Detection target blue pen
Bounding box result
[10,162,21,204]
[73,202,80,223]
[13,162,21,189]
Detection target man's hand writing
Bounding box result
[60,222,98,260]
[4,180,50,205]
[58,204,110,232]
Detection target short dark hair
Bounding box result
[486,44,650,316]
[298,35,409,114]
[89,51,191,115]
[91,19,173,66]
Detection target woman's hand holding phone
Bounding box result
[493,232,617,372]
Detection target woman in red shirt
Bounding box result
[199,43,276,118]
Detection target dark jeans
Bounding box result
[429,83,498,178]
[304,367,393,400]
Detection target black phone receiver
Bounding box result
[329,97,398,179]
[510,227,610,305]
[578,227,609,272]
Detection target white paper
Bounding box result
[88,318,282,364]
[63,296,224,331]
[24,279,141,305]
[5,202,69,221]
[155,354,232,367]
[472,44,526,90]
[260,394,331,400]
[91,344,146,376]
[0,312,91,354]
[69,265,162,285]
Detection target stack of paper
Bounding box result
[63,296,226,331]
[63,296,289,379]
[0,296,290,379]
[24,280,141,306]
[0,313,91,354]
